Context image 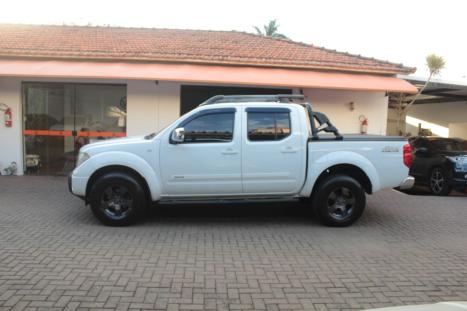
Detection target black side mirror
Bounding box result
[415,147,430,157]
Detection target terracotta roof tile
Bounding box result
[0,24,415,74]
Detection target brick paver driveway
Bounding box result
[1,176,466,311]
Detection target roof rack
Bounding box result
[199,94,305,106]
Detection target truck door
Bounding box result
[159,108,242,196]
[241,106,306,194]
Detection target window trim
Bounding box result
[246,108,292,142]
[245,107,290,114]
[171,108,236,144]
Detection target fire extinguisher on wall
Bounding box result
[4,107,12,127]
[359,115,368,134]
[0,103,12,127]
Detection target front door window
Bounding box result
[182,112,234,143]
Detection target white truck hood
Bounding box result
[80,135,152,154]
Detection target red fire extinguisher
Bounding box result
[4,107,12,127]
[359,115,368,134]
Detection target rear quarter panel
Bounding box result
[300,139,409,196]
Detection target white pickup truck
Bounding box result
[69,94,414,227]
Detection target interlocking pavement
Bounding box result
[0,176,466,311]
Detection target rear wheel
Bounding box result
[312,175,366,227]
[89,172,147,226]
[429,167,452,196]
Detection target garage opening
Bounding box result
[180,85,293,115]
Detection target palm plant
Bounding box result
[254,20,288,39]
[405,54,446,111]
[395,54,445,135]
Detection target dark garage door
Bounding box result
[180,85,293,115]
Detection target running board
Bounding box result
[158,196,300,205]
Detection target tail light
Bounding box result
[403,143,412,168]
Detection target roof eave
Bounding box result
[0,53,416,76]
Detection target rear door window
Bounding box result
[247,109,291,141]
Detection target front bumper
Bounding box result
[68,173,88,201]
[399,176,415,190]
[452,171,467,189]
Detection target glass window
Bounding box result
[247,112,276,141]
[23,82,126,175]
[276,112,291,140]
[431,139,467,152]
[183,112,234,143]
[248,112,291,141]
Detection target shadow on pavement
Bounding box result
[142,200,320,226]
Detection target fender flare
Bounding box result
[77,151,162,201]
[300,151,381,197]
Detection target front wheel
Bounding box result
[89,172,147,226]
[312,175,366,227]
[429,167,452,196]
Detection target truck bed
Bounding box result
[313,134,407,141]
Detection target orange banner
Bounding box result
[23,130,72,136]
[23,130,126,138]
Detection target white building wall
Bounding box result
[408,102,467,127]
[303,89,388,135]
[0,77,23,174]
[126,80,180,136]
[126,80,157,136]
[449,123,467,139]
[402,102,467,138]
[0,77,388,175]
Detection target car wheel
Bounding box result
[429,167,452,196]
[89,172,147,226]
[312,175,366,227]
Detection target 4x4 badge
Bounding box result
[382,146,399,152]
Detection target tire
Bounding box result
[429,167,452,196]
[89,172,147,226]
[312,174,366,227]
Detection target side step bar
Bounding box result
[158,196,300,205]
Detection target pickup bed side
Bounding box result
[301,139,409,197]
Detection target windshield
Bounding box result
[431,139,467,152]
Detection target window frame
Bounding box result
[170,108,236,144]
[246,107,292,142]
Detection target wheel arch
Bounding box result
[86,165,152,203]
[300,150,380,197]
[74,151,163,201]
[311,164,373,196]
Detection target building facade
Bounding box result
[0,24,416,175]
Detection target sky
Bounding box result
[1,0,466,82]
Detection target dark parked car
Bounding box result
[409,136,467,195]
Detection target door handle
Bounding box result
[281,146,298,153]
[221,148,238,155]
